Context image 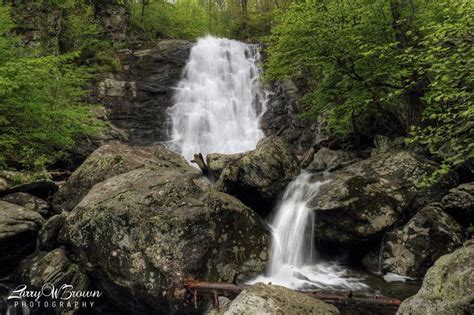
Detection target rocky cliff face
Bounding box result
[97,40,193,145]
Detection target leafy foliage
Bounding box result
[0,6,101,170]
[265,0,473,180]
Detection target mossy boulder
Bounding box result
[208,283,340,315]
[214,136,300,215]
[310,151,457,244]
[15,248,89,315]
[397,240,474,315]
[52,143,190,212]
[442,182,474,226]
[363,204,463,278]
[60,164,268,314]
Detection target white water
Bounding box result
[167,36,266,162]
[249,172,367,291]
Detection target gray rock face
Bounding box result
[214,136,300,215]
[16,248,90,315]
[442,182,474,226]
[310,151,457,244]
[306,147,359,172]
[1,192,51,217]
[362,204,463,278]
[208,283,339,315]
[397,240,474,315]
[0,201,44,273]
[60,156,268,314]
[52,143,189,212]
[96,40,193,145]
[39,214,67,251]
[260,80,328,155]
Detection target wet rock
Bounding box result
[306,147,359,172]
[0,201,44,274]
[52,143,189,212]
[310,151,457,244]
[260,80,328,155]
[1,192,51,217]
[60,162,268,314]
[39,214,67,251]
[97,40,193,145]
[441,182,474,226]
[214,136,300,215]
[208,283,339,315]
[363,204,463,278]
[397,240,474,315]
[16,248,90,315]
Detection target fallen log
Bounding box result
[184,279,402,308]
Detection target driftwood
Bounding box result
[191,153,209,175]
[184,279,402,309]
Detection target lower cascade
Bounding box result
[249,172,367,291]
[168,36,266,162]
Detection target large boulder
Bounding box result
[214,136,300,215]
[397,240,474,315]
[362,204,463,278]
[310,151,457,244]
[441,182,474,226]
[60,163,268,314]
[208,283,339,315]
[15,248,90,315]
[52,143,189,212]
[0,201,44,274]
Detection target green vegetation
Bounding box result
[0,5,102,171]
[130,0,290,40]
[265,0,473,181]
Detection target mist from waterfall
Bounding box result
[249,172,367,291]
[167,36,266,162]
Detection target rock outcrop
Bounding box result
[16,248,90,314]
[0,201,44,273]
[39,214,67,251]
[362,204,463,278]
[52,143,189,212]
[96,40,193,145]
[441,182,474,226]
[1,192,51,217]
[213,136,300,215]
[397,240,474,315]
[306,147,358,173]
[309,151,456,244]
[60,148,268,314]
[208,283,340,315]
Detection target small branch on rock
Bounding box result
[191,153,209,175]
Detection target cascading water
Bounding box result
[167,36,266,162]
[249,172,367,291]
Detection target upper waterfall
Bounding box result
[167,36,266,162]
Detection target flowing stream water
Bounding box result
[249,172,368,291]
[168,36,266,162]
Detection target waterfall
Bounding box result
[167,36,266,162]
[249,172,367,291]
